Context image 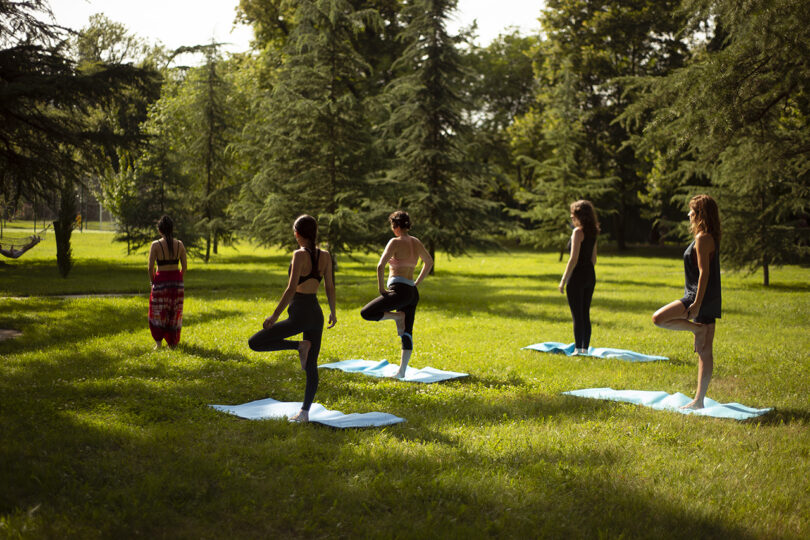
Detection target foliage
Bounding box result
[511,0,689,249]
[622,0,810,284]
[384,0,496,263]
[234,0,385,256]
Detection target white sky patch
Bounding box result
[48,0,545,56]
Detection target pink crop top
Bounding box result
[389,238,417,270]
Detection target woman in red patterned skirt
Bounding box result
[148,215,187,349]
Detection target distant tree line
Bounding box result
[2,0,807,282]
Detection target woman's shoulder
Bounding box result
[572,227,585,238]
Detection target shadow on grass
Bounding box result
[747,407,810,426]
[0,345,766,538]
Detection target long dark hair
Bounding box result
[570,200,600,238]
[157,215,174,248]
[689,194,721,246]
[293,214,318,251]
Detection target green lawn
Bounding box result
[1,232,808,538]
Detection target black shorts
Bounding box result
[679,296,716,325]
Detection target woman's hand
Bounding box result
[687,301,701,319]
[263,314,278,329]
[379,287,389,296]
[558,280,566,294]
[327,312,337,329]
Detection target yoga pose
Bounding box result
[361,210,433,378]
[248,215,337,422]
[148,215,187,349]
[652,194,722,409]
[559,200,599,355]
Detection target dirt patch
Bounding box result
[0,329,22,341]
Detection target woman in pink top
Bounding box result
[361,210,433,378]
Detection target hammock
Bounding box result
[0,225,49,258]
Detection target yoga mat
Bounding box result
[210,398,405,428]
[562,388,772,420]
[319,359,469,383]
[523,342,668,362]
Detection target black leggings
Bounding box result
[566,268,595,350]
[248,293,323,411]
[360,283,419,350]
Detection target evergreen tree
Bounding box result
[624,0,810,284]
[235,0,383,256]
[513,0,689,249]
[384,0,495,267]
[0,0,157,275]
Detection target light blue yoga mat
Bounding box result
[210,398,405,428]
[563,388,772,420]
[524,342,668,362]
[319,359,469,383]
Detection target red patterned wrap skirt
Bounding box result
[149,269,184,346]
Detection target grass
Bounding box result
[1,231,808,538]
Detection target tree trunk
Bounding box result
[763,259,769,286]
[54,183,77,278]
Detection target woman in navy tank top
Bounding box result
[559,200,599,355]
[652,195,722,409]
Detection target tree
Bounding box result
[623,0,810,284]
[463,30,540,223]
[384,0,495,268]
[0,0,158,276]
[235,0,384,256]
[512,0,689,249]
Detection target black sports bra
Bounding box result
[157,239,179,266]
[289,248,322,284]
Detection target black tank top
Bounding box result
[157,239,179,267]
[289,248,322,284]
[683,238,722,318]
[574,235,596,271]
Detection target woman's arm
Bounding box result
[376,239,396,295]
[148,243,157,282]
[264,250,304,329]
[324,252,337,328]
[558,229,583,293]
[687,233,714,318]
[413,239,433,287]
[179,241,188,274]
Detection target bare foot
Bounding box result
[298,340,311,370]
[392,312,405,335]
[153,341,162,350]
[680,399,704,410]
[693,324,707,352]
[389,369,406,379]
[289,409,309,422]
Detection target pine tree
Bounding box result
[623,0,810,284]
[384,0,494,268]
[236,0,383,256]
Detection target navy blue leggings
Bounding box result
[360,283,419,350]
[248,293,323,411]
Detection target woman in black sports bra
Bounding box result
[148,215,187,349]
[248,214,337,423]
[652,194,722,410]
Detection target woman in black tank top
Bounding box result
[652,195,722,410]
[248,215,337,423]
[559,200,599,355]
